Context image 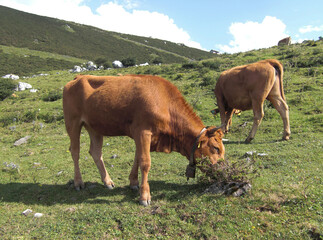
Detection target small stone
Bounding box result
[246,151,256,156]
[111,154,118,159]
[9,126,16,131]
[65,207,76,213]
[34,213,43,218]
[257,153,268,156]
[14,136,31,146]
[22,209,32,216]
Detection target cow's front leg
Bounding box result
[129,154,139,190]
[134,130,152,206]
[246,103,264,143]
[224,108,234,132]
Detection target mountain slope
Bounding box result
[0,6,214,64]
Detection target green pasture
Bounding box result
[0,42,322,239]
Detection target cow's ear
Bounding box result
[207,127,224,139]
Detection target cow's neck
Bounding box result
[151,108,204,159]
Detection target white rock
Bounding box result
[34,213,44,218]
[246,151,256,156]
[72,65,83,73]
[16,82,32,91]
[14,136,31,146]
[257,153,268,156]
[112,60,123,68]
[2,74,19,80]
[22,209,32,216]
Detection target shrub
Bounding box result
[94,57,107,66]
[103,62,112,69]
[22,110,38,122]
[174,73,184,81]
[150,54,163,64]
[0,78,16,101]
[199,76,214,87]
[42,89,62,102]
[202,60,222,70]
[182,62,198,69]
[39,111,64,123]
[121,57,136,67]
[198,156,259,184]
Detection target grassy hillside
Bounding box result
[0,5,214,67]
[0,38,322,239]
[0,45,86,76]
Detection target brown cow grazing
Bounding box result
[214,59,291,143]
[63,74,224,206]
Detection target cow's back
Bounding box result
[215,60,276,110]
[63,75,182,137]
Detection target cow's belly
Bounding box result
[225,95,252,111]
[83,106,132,137]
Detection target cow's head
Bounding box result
[195,127,225,164]
[186,127,225,179]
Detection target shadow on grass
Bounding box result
[223,138,286,145]
[0,180,205,206]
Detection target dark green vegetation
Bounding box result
[0,15,322,239]
[0,5,214,77]
[0,78,16,101]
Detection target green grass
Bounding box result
[0,45,86,76]
[0,41,322,239]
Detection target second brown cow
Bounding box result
[214,59,291,143]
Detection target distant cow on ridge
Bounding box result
[278,37,291,46]
[214,59,291,143]
[63,75,225,206]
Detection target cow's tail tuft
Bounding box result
[267,59,285,100]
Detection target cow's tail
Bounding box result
[266,59,286,100]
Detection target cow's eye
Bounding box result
[213,147,220,154]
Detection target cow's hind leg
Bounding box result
[66,121,84,190]
[86,126,115,189]
[268,96,291,140]
[246,102,264,143]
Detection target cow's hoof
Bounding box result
[245,138,252,144]
[75,182,85,191]
[283,136,290,140]
[139,200,151,207]
[104,183,115,190]
[130,185,139,191]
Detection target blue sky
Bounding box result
[0,0,322,53]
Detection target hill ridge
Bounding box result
[0,5,213,64]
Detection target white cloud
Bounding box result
[299,25,323,34]
[216,16,289,53]
[0,0,203,49]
